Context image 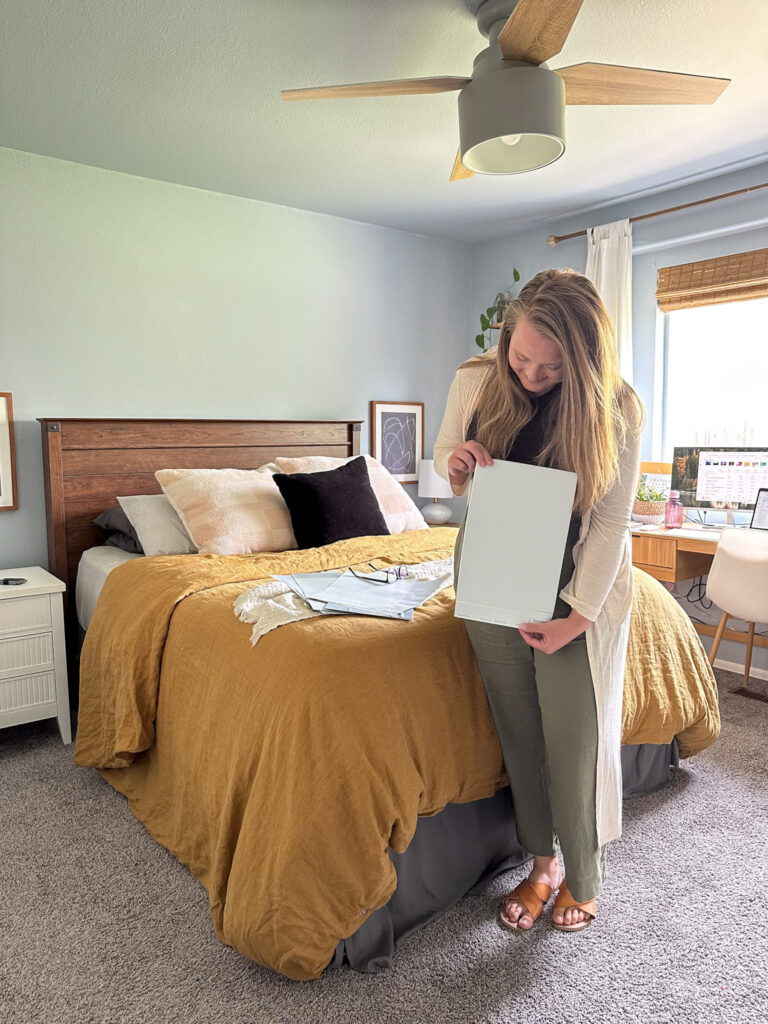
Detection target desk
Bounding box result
[631,526,718,584]
[630,526,768,654]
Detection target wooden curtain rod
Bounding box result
[545,181,768,247]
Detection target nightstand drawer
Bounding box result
[0,632,54,678]
[0,671,57,713]
[0,594,52,636]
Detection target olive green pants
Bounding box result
[455,524,605,903]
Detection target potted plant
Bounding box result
[632,480,668,523]
[475,269,520,351]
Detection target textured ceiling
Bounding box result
[2,0,767,242]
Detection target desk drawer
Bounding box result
[0,632,54,678]
[0,595,51,637]
[0,670,57,713]
[631,536,675,569]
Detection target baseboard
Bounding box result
[713,657,768,682]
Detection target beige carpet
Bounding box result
[1,668,766,1024]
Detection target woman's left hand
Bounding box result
[518,610,592,654]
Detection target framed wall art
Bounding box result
[0,392,18,511]
[370,401,424,484]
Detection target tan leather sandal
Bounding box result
[551,882,596,932]
[498,878,556,933]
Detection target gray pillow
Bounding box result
[117,494,197,556]
[93,505,144,554]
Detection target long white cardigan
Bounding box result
[434,359,642,846]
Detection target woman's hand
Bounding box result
[518,610,591,654]
[446,441,493,486]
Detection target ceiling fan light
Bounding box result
[459,66,565,174]
[463,133,564,174]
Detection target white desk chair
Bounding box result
[706,529,768,701]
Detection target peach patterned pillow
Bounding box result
[273,455,428,534]
[155,468,297,555]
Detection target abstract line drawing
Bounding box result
[381,414,416,474]
[370,402,424,484]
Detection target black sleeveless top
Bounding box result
[466,385,581,619]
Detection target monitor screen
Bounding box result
[671,447,768,510]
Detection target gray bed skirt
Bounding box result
[331,739,679,973]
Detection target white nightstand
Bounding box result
[0,567,71,744]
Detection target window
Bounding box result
[662,296,768,460]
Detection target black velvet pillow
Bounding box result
[93,505,144,554]
[272,456,390,549]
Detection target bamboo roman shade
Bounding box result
[656,247,768,311]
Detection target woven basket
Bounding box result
[632,499,665,523]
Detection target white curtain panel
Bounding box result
[585,219,633,384]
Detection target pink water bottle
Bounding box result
[664,490,683,529]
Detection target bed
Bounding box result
[40,417,721,981]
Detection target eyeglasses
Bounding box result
[348,563,410,584]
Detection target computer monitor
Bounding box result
[671,447,768,513]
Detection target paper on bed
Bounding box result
[235,558,455,643]
[273,571,412,618]
[321,601,414,620]
[315,570,450,616]
[455,460,577,628]
[272,571,343,600]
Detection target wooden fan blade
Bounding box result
[557,63,730,104]
[498,0,584,64]
[282,77,470,101]
[450,149,474,182]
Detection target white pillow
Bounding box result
[117,494,197,556]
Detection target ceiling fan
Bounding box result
[282,0,730,180]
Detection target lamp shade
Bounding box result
[458,66,565,175]
[418,460,454,499]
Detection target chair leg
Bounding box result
[731,621,768,703]
[743,622,755,689]
[709,611,728,665]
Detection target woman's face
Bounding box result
[507,316,564,396]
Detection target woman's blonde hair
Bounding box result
[461,268,645,514]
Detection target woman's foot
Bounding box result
[499,855,563,931]
[551,882,596,932]
[551,904,590,928]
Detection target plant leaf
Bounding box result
[475,334,485,348]
[486,306,496,318]
[480,314,490,330]
[513,268,520,282]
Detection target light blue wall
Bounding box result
[471,162,768,674]
[0,147,472,568]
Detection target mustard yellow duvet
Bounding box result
[75,527,719,979]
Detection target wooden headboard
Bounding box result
[39,417,362,598]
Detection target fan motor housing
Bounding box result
[459,65,566,174]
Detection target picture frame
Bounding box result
[0,392,18,512]
[370,401,424,484]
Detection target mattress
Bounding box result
[75,546,141,630]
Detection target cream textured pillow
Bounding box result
[155,468,297,555]
[273,455,428,534]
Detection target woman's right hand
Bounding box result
[447,441,493,485]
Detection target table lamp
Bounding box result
[417,459,454,525]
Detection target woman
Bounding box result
[434,268,644,933]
